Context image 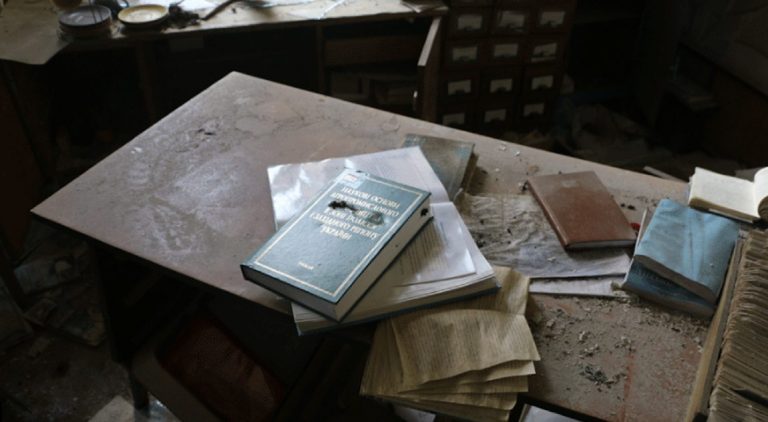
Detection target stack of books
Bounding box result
[241,139,499,334]
[360,266,540,422]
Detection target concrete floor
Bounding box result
[1,332,130,421]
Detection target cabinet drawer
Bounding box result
[532,6,573,33]
[488,38,525,65]
[324,35,424,66]
[479,102,516,129]
[491,8,530,35]
[519,97,552,123]
[444,40,486,68]
[439,105,475,130]
[448,9,491,38]
[482,67,521,98]
[441,73,480,101]
[527,37,564,64]
[523,64,561,95]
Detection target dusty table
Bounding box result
[33,72,706,421]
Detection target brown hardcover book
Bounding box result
[527,171,636,249]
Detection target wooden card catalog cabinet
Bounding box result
[493,9,529,35]
[488,38,524,64]
[449,9,490,37]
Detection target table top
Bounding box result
[0,0,446,64]
[33,72,707,421]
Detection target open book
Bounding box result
[688,167,768,222]
[267,147,498,334]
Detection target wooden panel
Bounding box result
[324,34,423,66]
[0,66,43,259]
[417,17,443,122]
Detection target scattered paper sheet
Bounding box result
[530,277,629,298]
[457,193,631,279]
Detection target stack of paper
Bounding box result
[267,147,498,334]
[709,230,768,421]
[360,266,540,422]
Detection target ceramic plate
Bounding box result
[59,5,112,28]
[118,5,169,26]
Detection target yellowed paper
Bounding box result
[393,310,539,385]
[407,376,528,394]
[420,360,535,387]
[361,267,539,420]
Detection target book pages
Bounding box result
[688,167,758,222]
[361,266,539,421]
[754,168,768,220]
[709,230,768,422]
[419,361,536,386]
[393,311,539,386]
[407,376,528,394]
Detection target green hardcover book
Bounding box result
[241,168,432,321]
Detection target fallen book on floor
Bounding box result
[527,171,636,250]
[402,134,476,200]
[267,147,498,334]
[633,199,739,305]
[688,166,768,222]
[241,168,432,321]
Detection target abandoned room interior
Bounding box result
[2,0,768,421]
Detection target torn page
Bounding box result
[457,193,631,278]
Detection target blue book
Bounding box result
[241,169,432,321]
[634,199,739,304]
[622,261,715,318]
